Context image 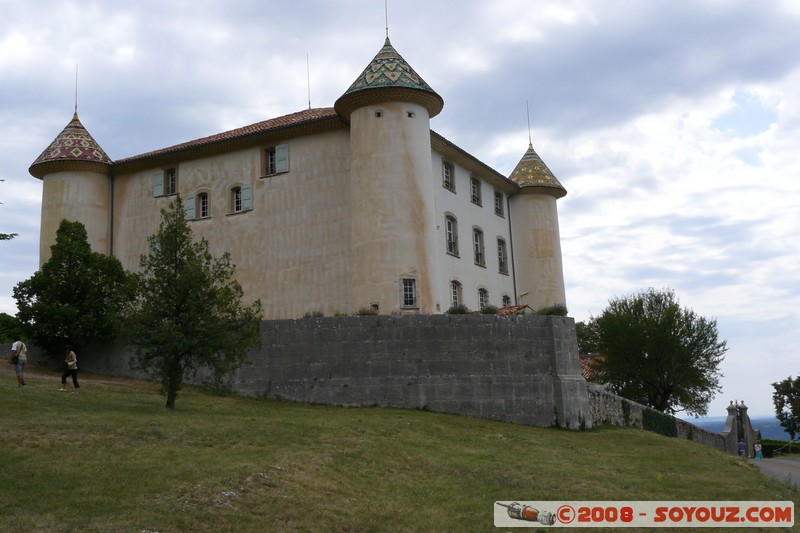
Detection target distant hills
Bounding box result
[691,416,794,441]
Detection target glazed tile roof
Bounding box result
[508,143,567,198]
[116,107,340,165]
[29,113,112,178]
[335,38,444,119]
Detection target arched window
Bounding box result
[232,186,242,212]
[502,294,512,307]
[445,215,458,256]
[197,192,209,218]
[450,280,462,308]
[497,238,508,274]
[478,288,489,309]
[229,184,253,213]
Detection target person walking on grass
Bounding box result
[60,345,80,393]
[10,335,27,387]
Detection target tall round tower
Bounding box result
[335,38,444,314]
[508,143,567,311]
[29,113,112,265]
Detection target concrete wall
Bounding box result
[80,314,591,429]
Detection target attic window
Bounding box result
[407,111,415,118]
[375,111,382,118]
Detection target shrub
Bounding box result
[446,304,470,314]
[642,409,677,438]
[761,439,800,458]
[535,303,568,316]
[303,311,324,318]
[479,305,498,315]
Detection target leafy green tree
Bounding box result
[575,321,599,356]
[773,376,800,441]
[125,197,263,409]
[588,287,726,416]
[13,220,135,356]
[0,313,24,343]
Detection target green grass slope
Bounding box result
[1,366,797,532]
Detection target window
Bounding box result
[450,280,462,308]
[478,288,489,309]
[232,187,242,212]
[497,238,508,274]
[445,215,459,256]
[230,185,253,213]
[165,169,177,195]
[401,278,417,308]
[470,177,481,205]
[502,295,512,307]
[473,228,485,266]
[198,193,209,218]
[265,144,289,176]
[494,191,504,217]
[442,161,455,192]
[153,168,178,197]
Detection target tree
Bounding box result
[0,313,24,343]
[14,220,135,356]
[587,287,727,416]
[773,376,800,441]
[125,197,263,409]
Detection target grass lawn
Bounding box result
[1,365,797,532]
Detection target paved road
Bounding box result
[750,456,800,488]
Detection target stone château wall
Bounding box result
[79,314,591,429]
[587,383,733,453]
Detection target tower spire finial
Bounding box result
[526,100,532,146]
[306,53,312,110]
[74,64,79,116]
[385,0,389,39]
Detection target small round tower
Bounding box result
[335,38,444,313]
[508,143,567,311]
[29,113,112,265]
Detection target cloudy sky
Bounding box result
[1,0,798,417]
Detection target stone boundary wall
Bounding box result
[78,314,591,429]
[587,383,727,452]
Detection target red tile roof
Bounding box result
[115,107,341,165]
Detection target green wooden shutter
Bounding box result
[241,185,253,211]
[275,144,289,173]
[184,194,195,220]
[153,170,164,197]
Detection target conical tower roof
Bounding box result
[334,37,444,119]
[509,143,566,198]
[29,113,112,179]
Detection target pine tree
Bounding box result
[126,197,262,409]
